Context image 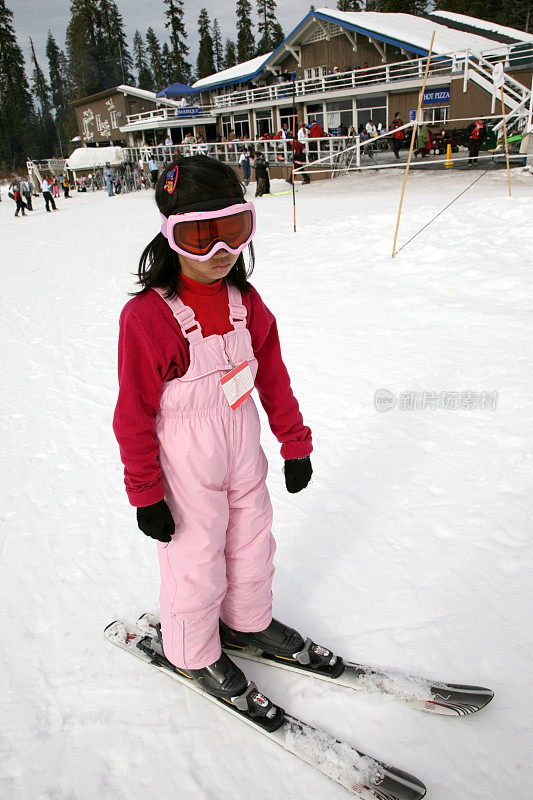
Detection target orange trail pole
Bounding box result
[392,31,436,259]
[291,75,297,232]
[500,86,512,197]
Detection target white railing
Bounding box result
[124,43,533,128]
[124,136,358,167]
[209,42,533,112]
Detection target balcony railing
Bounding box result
[124,42,533,128]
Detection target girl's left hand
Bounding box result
[284,456,313,493]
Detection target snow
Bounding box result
[315,9,507,56]
[65,146,125,170]
[1,165,533,799]
[193,52,273,91]
[431,10,533,44]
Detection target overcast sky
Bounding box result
[9,0,313,83]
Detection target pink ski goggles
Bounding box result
[160,201,256,261]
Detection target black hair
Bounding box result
[136,155,254,297]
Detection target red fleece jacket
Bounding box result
[113,274,313,506]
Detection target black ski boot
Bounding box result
[220,618,305,658]
[220,618,345,678]
[139,623,285,731]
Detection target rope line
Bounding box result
[394,161,498,256]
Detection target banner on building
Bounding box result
[422,87,450,104]
[175,107,202,118]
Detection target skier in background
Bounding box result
[466,117,487,166]
[390,112,404,159]
[103,162,115,196]
[113,155,313,706]
[41,176,57,211]
[239,147,251,186]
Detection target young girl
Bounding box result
[113,155,313,706]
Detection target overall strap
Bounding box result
[152,287,203,343]
[226,283,247,330]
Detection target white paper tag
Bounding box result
[493,62,505,89]
[220,360,254,410]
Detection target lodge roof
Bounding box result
[191,8,532,94]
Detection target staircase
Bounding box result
[463,48,532,135]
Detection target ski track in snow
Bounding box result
[1,167,532,799]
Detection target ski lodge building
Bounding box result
[114,8,532,147]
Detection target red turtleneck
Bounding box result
[113,275,313,506]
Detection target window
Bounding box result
[95,114,102,131]
[233,112,250,139]
[326,99,353,131]
[221,114,232,140]
[279,106,297,132]
[422,106,450,124]
[254,109,272,137]
[110,111,118,129]
[356,95,387,109]
[306,103,324,130]
[356,96,387,132]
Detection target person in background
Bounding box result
[254,151,270,196]
[414,124,430,158]
[148,156,159,187]
[466,118,487,167]
[41,176,57,212]
[390,112,404,159]
[10,179,27,217]
[164,134,173,154]
[286,137,311,185]
[104,162,115,196]
[308,119,324,161]
[239,147,251,186]
[21,177,34,210]
[298,122,308,147]
[62,174,70,198]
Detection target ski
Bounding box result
[138,613,493,717]
[106,619,426,800]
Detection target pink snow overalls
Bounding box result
[154,285,276,670]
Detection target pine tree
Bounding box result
[29,37,57,157]
[146,27,166,90]
[46,31,75,156]
[0,0,34,168]
[212,19,224,71]
[161,42,175,86]
[163,0,191,83]
[236,0,255,62]
[336,0,361,10]
[197,8,215,79]
[98,0,134,85]
[224,39,237,68]
[66,0,103,98]
[256,0,284,55]
[133,31,154,90]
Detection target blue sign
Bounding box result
[175,106,202,118]
[423,87,450,104]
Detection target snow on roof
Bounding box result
[312,9,503,56]
[192,53,273,91]
[431,11,533,44]
[116,85,178,107]
[65,146,124,171]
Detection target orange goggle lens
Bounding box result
[173,210,254,256]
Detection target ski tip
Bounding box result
[104,620,120,635]
[429,683,494,715]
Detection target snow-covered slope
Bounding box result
[1,166,532,799]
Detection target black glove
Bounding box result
[284,456,313,494]
[136,499,175,543]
